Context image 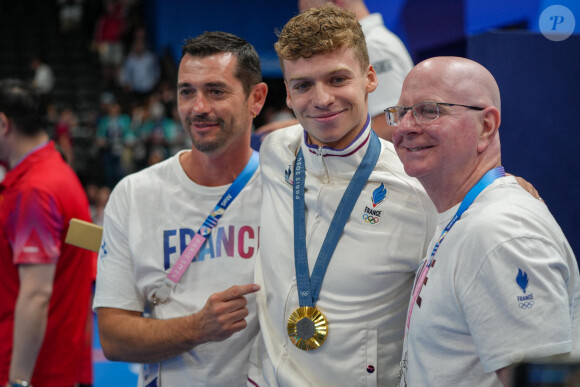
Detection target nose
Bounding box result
[393,109,421,141]
[312,83,334,108]
[191,93,211,115]
[400,108,421,130]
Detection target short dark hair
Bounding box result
[0,79,43,136]
[181,31,262,96]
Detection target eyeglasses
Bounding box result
[384,101,485,126]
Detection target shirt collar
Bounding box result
[1,141,54,188]
[300,115,375,175]
[12,140,50,169]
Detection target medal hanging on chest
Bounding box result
[287,305,328,350]
[288,130,380,351]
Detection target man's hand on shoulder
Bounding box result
[509,173,541,201]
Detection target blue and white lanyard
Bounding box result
[293,130,381,307]
[406,166,506,329]
[399,166,506,386]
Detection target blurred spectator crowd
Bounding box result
[16,0,194,220]
[0,0,290,224]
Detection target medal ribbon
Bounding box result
[152,151,259,304]
[405,166,505,330]
[293,129,381,307]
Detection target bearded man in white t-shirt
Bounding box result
[93,31,268,386]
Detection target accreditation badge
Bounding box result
[142,362,160,387]
[287,306,328,350]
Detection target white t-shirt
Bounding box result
[248,121,436,386]
[94,150,262,386]
[360,13,414,117]
[404,176,580,386]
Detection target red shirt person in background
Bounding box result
[0,79,94,387]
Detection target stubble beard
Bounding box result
[191,133,228,152]
[186,117,229,153]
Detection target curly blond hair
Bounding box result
[275,3,369,72]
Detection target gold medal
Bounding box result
[287,306,328,351]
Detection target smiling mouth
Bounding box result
[189,120,220,131]
[192,122,217,127]
[311,110,343,120]
[407,146,432,152]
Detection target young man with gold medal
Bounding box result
[247,4,437,386]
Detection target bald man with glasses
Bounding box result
[391,56,580,386]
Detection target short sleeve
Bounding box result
[93,179,145,313]
[8,189,62,264]
[461,236,573,372]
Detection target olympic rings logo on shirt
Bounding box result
[362,213,380,224]
[518,301,534,309]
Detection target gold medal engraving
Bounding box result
[287,306,328,350]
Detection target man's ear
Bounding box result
[477,106,500,153]
[250,82,269,116]
[284,81,293,110]
[366,65,378,94]
[0,113,10,137]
